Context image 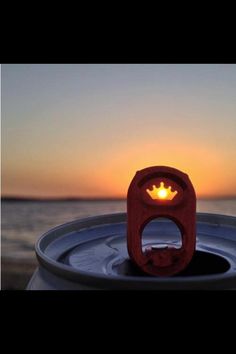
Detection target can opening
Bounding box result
[114,250,230,277]
[142,218,182,252]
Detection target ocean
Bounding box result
[2,199,236,262]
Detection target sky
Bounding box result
[1,64,236,198]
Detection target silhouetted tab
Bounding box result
[127,166,196,276]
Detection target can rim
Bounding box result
[35,212,236,290]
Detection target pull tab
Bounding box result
[127,166,196,276]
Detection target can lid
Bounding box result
[36,213,236,289]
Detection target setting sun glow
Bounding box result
[146,182,178,201]
[2,64,236,199]
[158,188,168,199]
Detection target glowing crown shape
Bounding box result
[146,182,178,201]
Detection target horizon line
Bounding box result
[2,194,236,202]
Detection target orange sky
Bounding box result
[2,64,236,198]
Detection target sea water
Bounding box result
[1,199,236,261]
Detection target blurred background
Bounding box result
[1,64,236,289]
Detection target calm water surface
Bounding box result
[2,200,236,261]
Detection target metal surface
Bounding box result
[127,166,196,276]
[27,213,236,290]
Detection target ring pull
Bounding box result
[127,166,196,276]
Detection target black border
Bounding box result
[2,33,236,64]
[2,290,236,320]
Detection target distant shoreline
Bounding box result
[1,196,126,202]
[2,196,236,202]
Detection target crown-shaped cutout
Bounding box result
[146,182,178,201]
